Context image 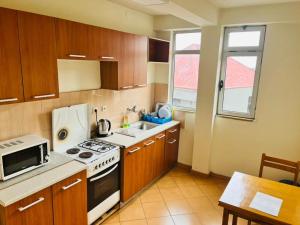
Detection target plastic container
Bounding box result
[142,114,172,124]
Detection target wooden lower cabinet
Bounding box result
[2,187,53,225]
[0,171,87,225]
[122,125,180,202]
[52,171,87,225]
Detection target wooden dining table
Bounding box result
[219,172,300,225]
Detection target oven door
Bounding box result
[87,162,120,212]
[1,144,46,180]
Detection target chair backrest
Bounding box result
[259,153,300,185]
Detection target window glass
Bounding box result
[175,32,201,51]
[228,31,261,48]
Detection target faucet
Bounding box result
[127,105,137,113]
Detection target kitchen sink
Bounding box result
[115,121,159,137]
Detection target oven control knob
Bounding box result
[109,158,112,162]
[112,156,115,161]
[102,162,105,166]
[99,164,101,168]
[94,165,98,170]
[106,160,108,164]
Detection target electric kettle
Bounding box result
[97,119,111,137]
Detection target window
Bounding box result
[170,30,201,110]
[217,26,266,119]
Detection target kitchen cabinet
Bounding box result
[134,35,148,88]
[1,187,53,225]
[122,125,180,202]
[122,142,145,201]
[18,12,59,101]
[0,8,24,105]
[52,170,87,225]
[0,171,87,225]
[154,132,166,177]
[148,38,170,63]
[55,19,89,59]
[165,125,180,170]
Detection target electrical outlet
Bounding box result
[93,106,99,113]
[101,105,107,112]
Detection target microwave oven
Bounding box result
[0,135,50,181]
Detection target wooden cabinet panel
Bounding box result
[55,19,89,59]
[154,132,166,177]
[3,187,53,225]
[100,28,121,60]
[0,8,24,105]
[143,137,156,185]
[52,171,87,225]
[18,12,58,101]
[122,143,144,201]
[134,35,148,87]
[119,33,135,90]
[165,125,180,169]
[148,38,170,63]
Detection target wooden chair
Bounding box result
[233,153,300,225]
[259,153,300,185]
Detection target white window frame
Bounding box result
[169,29,201,112]
[217,25,266,119]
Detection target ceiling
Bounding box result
[209,0,300,8]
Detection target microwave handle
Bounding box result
[90,164,118,182]
[39,145,44,164]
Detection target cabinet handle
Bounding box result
[134,84,147,88]
[33,94,55,99]
[144,140,155,146]
[0,98,18,103]
[167,139,176,144]
[18,197,44,212]
[120,86,133,90]
[156,134,165,139]
[168,129,177,133]
[128,147,141,154]
[62,178,82,190]
[68,54,86,58]
[101,56,115,60]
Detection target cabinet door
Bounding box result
[143,138,156,185]
[119,33,135,90]
[122,143,144,202]
[134,35,148,88]
[55,19,89,59]
[18,12,58,101]
[52,171,87,225]
[165,125,180,169]
[0,8,24,105]
[5,187,53,225]
[99,28,121,61]
[154,132,166,177]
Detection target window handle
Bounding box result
[218,80,224,91]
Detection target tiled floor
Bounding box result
[102,167,251,225]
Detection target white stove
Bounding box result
[63,139,120,177]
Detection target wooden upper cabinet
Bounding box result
[3,187,53,225]
[18,12,59,101]
[119,33,135,90]
[52,171,87,225]
[0,8,24,105]
[134,35,148,87]
[55,19,89,59]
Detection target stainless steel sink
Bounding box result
[115,121,159,137]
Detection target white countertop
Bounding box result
[99,120,180,148]
[0,160,87,207]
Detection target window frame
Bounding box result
[217,25,266,120]
[169,29,201,112]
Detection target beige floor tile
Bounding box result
[173,176,197,187]
[142,202,170,218]
[198,184,224,198]
[140,189,164,203]
[119,202,145,221]
[179,186,205,198]
[167,168,191,177]
[120,219,147,225]
[147,216,175,225]
[172,214,202,225]
[157,177,178,189]
[159,187,185,200]
[102,212,120,224]
[186,197,216,212]
[196,209,222,225]
[165,199,194,215]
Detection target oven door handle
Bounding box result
[89,164,118,182]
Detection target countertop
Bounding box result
[0,157,87,207]
[98,120,180,148]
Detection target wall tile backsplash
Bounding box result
[0,85,155,147]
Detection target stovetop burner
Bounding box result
[79,152,93,159]
[78,140,116,153]
[66,148,80,154]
